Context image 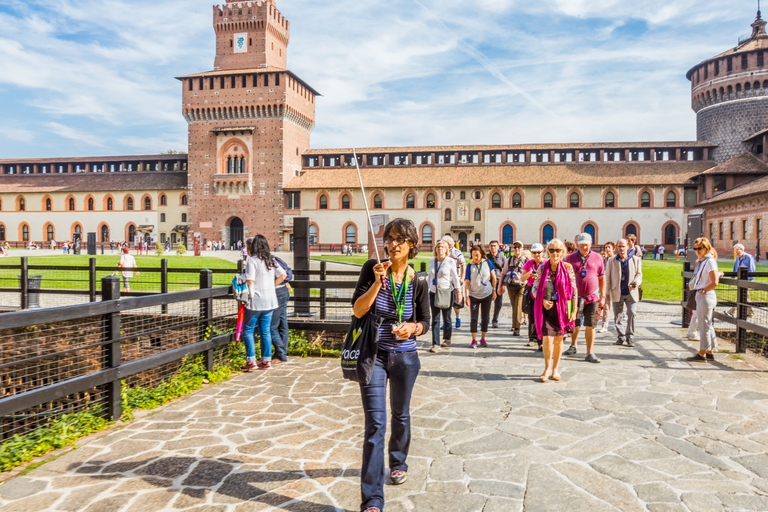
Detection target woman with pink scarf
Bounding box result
[532,239,577,382]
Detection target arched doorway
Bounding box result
[664,224,676,245]
[625,223,637,238]
[128,225,136,244]
[229,217,244,248]
[584,223,596,244]
[458,232,468,252]
[542,224,554,244]
[502,225,514,245]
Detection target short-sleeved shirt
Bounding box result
[245,257,286,311]
[465,260,493,299]
[450,248,466,272]
[522,259,540,287]
[564,251,604,303]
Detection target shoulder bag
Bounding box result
[341,304,385,384]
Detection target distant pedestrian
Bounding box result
[428,240,461,351]
[520,243,545,349]
[465,244,497,348]
[486,240,507,328]
[444,235,466,329]
[119,246,138,293]
[498,240,527,335]
[565,241,576,255]
[626,234,643,258]
[605,239,642,348]
[599,242,616,332]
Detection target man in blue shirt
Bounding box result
[733,243,756,277]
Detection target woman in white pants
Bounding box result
[687,238,720,362]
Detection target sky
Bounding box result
[0,0,760,158]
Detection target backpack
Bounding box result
[232,274,250,304]
[274,257,293,282]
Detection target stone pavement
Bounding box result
[3,304,768,512]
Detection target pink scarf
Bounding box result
[534,259,575,335]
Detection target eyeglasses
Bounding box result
[385,236,408,245]
[694,246,704,251]
[548,249,561,254]
[531,251,542,255]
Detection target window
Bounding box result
[422,225,433,244]
[542,224,554,244]
[341,194,350,209]
[160,233,166,244]
[742,54,748,70]
[759,51,765,67]
[742,219,747,239]
[286,191,301,209]
[160,195,167,206]
[685,189,696,207]
[107,197,113,211]
[47,225,54,241]
[319,195,328,209]
[543,192,553,208]
[491,193,501,209]
[22,224,29,242]
[664,224,676,245]
[502,225,514,245]
[345,224,356,243]
[182,213,187,223]
[641,191,651,208]
[709,222,714,241]
[0,224,4,241]
[445,208,452,221]
[474,208,481,221]
[181,195,188,206]
[373,194,382,209]
[444,191,452,200]
[512,193,522,208]
[719,222,724,240]
[569,192,579,208]
[406,194,415,209]
[309,224,318,245]
[160,213,166,223]
[128,225,136,243]
[88,198,94,211]
[127,197,134,211]
[713,176,726,193]
[758,218,763,242]
[144,197,151,211]
[605,192,615,208]
[625,224,637,237]
[45,198,52,211]
[730,221,735,240]
[426,193,435,209]
[473,190,482,200]
[666,191,676,207]
[18,198,25,212]
[460,191,466,200]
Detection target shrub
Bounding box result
[176,243,187,255]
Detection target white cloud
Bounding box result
[45,122,105,146]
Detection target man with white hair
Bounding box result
[605,238,643,347]
[443,235,466,328]
[733,243,756,275]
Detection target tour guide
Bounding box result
[351,218,430,512]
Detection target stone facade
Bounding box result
[696,98,768,163]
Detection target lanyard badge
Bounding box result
[389,269,410,327]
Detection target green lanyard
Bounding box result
[389,269,410,324]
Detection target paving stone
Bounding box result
[428,456,464,481]
[135,457,198,479]
[469,479,525,499]
[732,453,768,477]
[734,391,768,401]
[83,494,133,512]
[615,439,678,461]
[0,492,62,512]
[449,431,528,456]
[635,482,679,503]
[655,436,733,471]
[589,455,668,484]
[553,462,644,512]
[681,492,725,512]
[0,477,47,500]
[181,460,234,487]
[482,496,524,512]
[523,464,606,512]
[620,391,674,407]
[409,491,488,511]
[717,493,768,511]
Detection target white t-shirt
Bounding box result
[690,255,718,292]
[466,260,493,299]
[245,256,286,311]
[428,256,460,293]
[120,254,137,278]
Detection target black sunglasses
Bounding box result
[694,246,704,251]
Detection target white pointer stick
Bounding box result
[352,148,381,264]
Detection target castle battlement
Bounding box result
[213,1,288,30]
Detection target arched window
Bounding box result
[491,193,501,208]
[74,224,82,236]
[502,225,514,245]
[240,155,246,173]
[341,194,350,209]
[126,197,134,211]
[406,193,415,209]
[512,193,522,208]
[542,224,554,244]
[47,224,54,241]
[543,192,553,208]
[426,193,436,209]
[641,191,651,208]
[69,198,75,211]
[569,192,579,208]
[160,194,167,206]
[664,224,676,245]
[45,198,52,211]
[422,224,433,244]
[18,198,25,212]
[128,225,135,242]
[373,194,382,209]
[666,191,676,208]
[144,197,152,211]
[227,156,233,173]
[0,224,5,241]
[605,192,615,208]
[88,197,94,211]
[22,224,29,241]
[625,223,638,237]
[445,208,452,221]
[308,224,318,245]
[584,223,596,243]
[107,197,113,211]
[319,194,328,209]
[345,224,356,243]
[181,195,188,206]
[474,208,482,221]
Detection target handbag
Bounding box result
[341,308,384,384]
[686,290,697,311]
[435,287,452,309]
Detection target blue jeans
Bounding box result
[429,291,453,346]
[270,286,290,361]
[359,350,420,511]
[243,309,274,363]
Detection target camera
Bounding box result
[551,291,558,302]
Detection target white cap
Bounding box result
[513,240,523,247]
[530,243,544,252]
[576,233,593,244]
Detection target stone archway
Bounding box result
[229,217,244,248]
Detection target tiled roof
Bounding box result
[698,174,768,205]
[175,68,321,96]
[303,141,715,155]
[285,162,715,189]
[698,152,768,175]
[0,172,188,193]
[0,154,187,165]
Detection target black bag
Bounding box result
[686,290,697,311]
[340,310,384,384]
[522,286,533,314]
[453,296,465,309]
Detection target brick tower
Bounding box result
[688,11,768,163]
[178,0,317,249]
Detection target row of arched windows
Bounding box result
[693,80,768,108]
[0,222,180,244]
[1,194,188,212]
[312,189,678,211]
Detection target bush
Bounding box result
[176,243,187,255]
[155,244,165,255]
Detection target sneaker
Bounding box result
[598,325,608,333]
[614,338,624,346]
[513,330,521,337]
[527,340,538,347]
[625,338,634,348]
[585,353,601,363]
[480,339,487,347]
[256,361,272,370]
[471,340,477,348]
[390,469,408,485]
[687,353,708,362]
[563,345,577,356]
[537,344,543,351]
[492,321,499,328]
[429,345,441,353]
[456,318,461,328]
[240,361,256,372]
[441,340,451,348]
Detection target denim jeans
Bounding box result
[429,291,453,346]
[359,350,420,511]
[242,308,274,363]
[270,286,290,361]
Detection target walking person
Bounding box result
[428,240,461,351]
[687,238,720,362]
[598,242,616,332]
[626,234,643,258]
[520,243,545,349]
[605,239,642,347]
[444,235,466,329]
[498,241,528,336]
[487,240,507,328]
[241,235,286,371]
[532,239,577,382]
[563,233,606,363]
[118,246,138,293]
[465,244,497,348]
[351,219,429,512]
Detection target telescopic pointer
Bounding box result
[352,148,381,264]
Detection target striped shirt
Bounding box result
[375,277,417,352]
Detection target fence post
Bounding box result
[420,261,426,273]
[320,260,327,320]
[737,266,749,353]
[200,269,214,373]
[237,259,244,274]
[89,257,97,302]
[102,276,122,421]
[682,261,691,328]
[161,258,168,314]
[20,256,28,310]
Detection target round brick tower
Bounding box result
[688,11,768,163]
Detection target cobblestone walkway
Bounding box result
[3,306,768,511]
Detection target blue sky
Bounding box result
[0,0,758,158]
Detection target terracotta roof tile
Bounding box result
[0,154,187,165]
[0,172,187,193]
[698,152,768,175]
[698,174,768,205]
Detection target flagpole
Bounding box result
[352,148,381,264]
